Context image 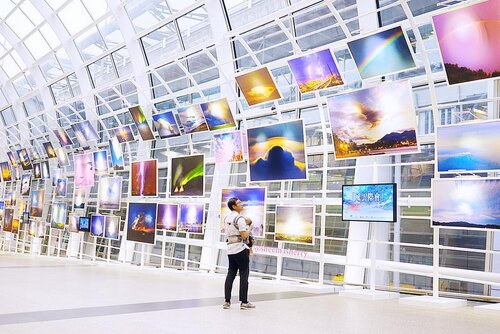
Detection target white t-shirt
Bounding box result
[225,211,249,255]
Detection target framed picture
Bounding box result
[157,203,178,231]
[199,98,236,131]
[126,202,157,245]
[130,159,158,197]
[170,154,204,197]
[98,176,122,211]
[152,111,181,139]
[235,67,282,106]
[178,203,204,234]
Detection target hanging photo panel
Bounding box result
[213,131,244,164]
[109,137,125,171]
[432,0,500,85]
[129,106,155,140]
[220,187,266,238]
[43,142,57,159]
[130,159,158,197]
[178,203,204,234]
[152,111,181,139]
[157,204,178,231]
[98,176,122,211]
[247,119,307,182]
[126,202,157,245]
[235,67,282,106]
[327,80,419,159]
[288,49,344,93]
[347,26,416,79]
[177,105,208,134]
[114,125,135,143]
[200,98,236,131]
[53,128,73,146]
[170,154,204,197]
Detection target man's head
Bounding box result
[227,197,243,212]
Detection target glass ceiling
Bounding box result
[0,0,491,151]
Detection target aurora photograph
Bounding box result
[199,98,236,130]
[327,80,418,159]
[152,111,181,139]
[213,130,244,164]
[235,67,282,106]
[275,206,315,245]
[126,202,157,244]
[157,203,178,231]
[170,154,204,197]
[433,0,500,85]
[288,49,344,93]
[247,119,307,182]
[347,26,415,79]
[131,159,157,197]
[432,179,500,230]
[220,187,266,238]
[178,203,204,234]
[437,120,500,172]
[177,105,208,134]
[129,106,155,140]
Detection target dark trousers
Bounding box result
[224,248,249,303]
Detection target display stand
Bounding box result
[399,227,466,309]
[340,222,398,300]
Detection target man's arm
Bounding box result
[237,217,249,239]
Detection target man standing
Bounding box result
[223,197,255,310]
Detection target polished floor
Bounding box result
[1,254,500,333]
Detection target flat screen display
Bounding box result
[342,183,397,222]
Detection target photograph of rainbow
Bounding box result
[129,106,155,140]
[109,137,124,171]
[91,215,105,237]
[105,216,120,239]
[30,190,44,217]
[437,120,500,172]
[98,176,122,210]
[130,159,157,197]
[433,0,500,85]
[347,26,415,79]
[177,105,208,134]
[247,119,307,181]
[178,203,204,234]
[74,152,95,188]
[327,80,418,159]
[0,162,12,181]
[213,130,244,164]
[114,125,135,143]
[53,128,73,146]
[152,111,180,139]
[200,98,236,131]
[235,67,281,106]
[43,142,57,159]
[126,202,157,244]
[432,178,500,230]
[288,49,344,93]
[51,202,67,229]
[220,187,266,238]
[170,155,204,197]
[16,149,33,170]
[157,204,178,231]
[275,206,315,245]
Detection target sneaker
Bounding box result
[223,302,231,309]
[240,302,256,310]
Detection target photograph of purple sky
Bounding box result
[433,0,500,85]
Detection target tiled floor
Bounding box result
[1,253,500,334]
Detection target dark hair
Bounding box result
[227,197,240,211]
